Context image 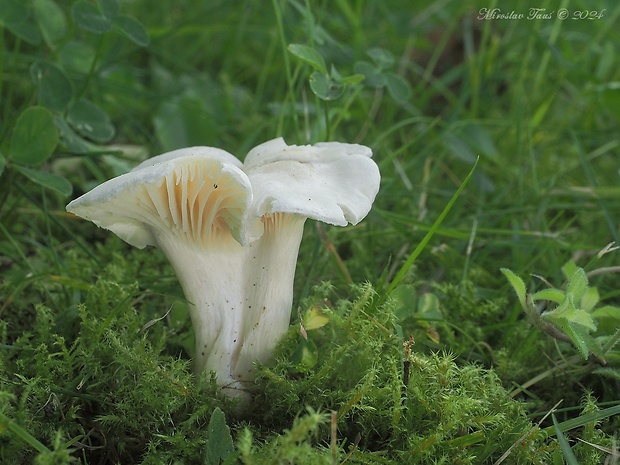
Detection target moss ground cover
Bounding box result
[1,0,619,463]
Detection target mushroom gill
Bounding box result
[134,159,246,248]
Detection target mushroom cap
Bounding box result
[66,147,252,248]
[244,138,380,227]
[67,139,380,248]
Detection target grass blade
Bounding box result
[543,404,620,436]
[0,412,51,454]
[552,413,579,465]
[381,157,478,298]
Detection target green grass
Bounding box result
[1,0,620,463]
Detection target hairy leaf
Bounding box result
[204,408,234,465]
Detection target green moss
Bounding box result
[1,250,224,464]
[3,263,615,464]
[1,234,615,464]
[248,285,549,464]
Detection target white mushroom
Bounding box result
[66,138,380,399]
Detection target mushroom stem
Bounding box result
[153,213,306,398]
[234,213,306,384]
[153,229,249,394]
